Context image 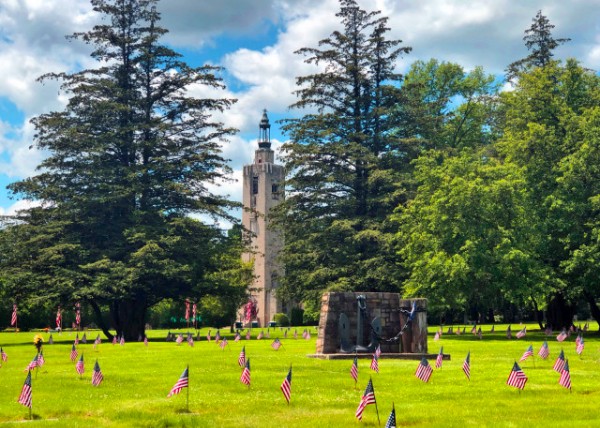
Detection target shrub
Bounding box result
[273,313,290,327]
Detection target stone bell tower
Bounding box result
[242,110,285,326]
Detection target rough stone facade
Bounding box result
[316,292,427,354]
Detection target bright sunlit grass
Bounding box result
[0,324,598,427]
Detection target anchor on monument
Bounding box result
[338,294,380,353]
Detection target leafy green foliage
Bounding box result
[0,0,244,339]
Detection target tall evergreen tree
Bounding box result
[1,0,239,339]
[506,10,570,81]
[274,0,411,301]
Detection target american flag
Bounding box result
[576,336,584,355]
[506,325,512,339]
[435,347,444,369]
[556,329,567,342]
[94,334,101,348]
[385,404,396,428]
[10,304,17,327]
[506,362,527,390]
[293,329,298,339]
[92,360,104,386]
[280,366,292,404]
[553,349,566,372]
[184,300,190,322]
[241,359,251,386]
[271,338,282,350]
[76,354,84,375]
[355,378,376,421]
[119,336,125,346]
[112,336,117,345]
[350,356,358,383]
[70,344,78,361]
[257,331,264,340]
[305,330,311,340]
[167,367,189,397]
[75,334,79,345]
[18,371,32,408]
[1,347,7,362]
[144,336,148,346]
[220,338,228,349]
[545,325,553,336]
[238,346,246,367]
[558,359,571,390]
[433,331,440,341]
[234,332,241,342]
[370,355,379,373]
[191,303,196,324]
[374,344,381,359]
[455,327,461,335]
[215,330,221,342]
[75,302,81,326]
[477,327,483,340]
[538,341,549,359]
[471,325,477,334]
[56,307,62,329]
[37,351,45,367]
[302,329,307,339]
[245,330,251,340]
[176,334,183,345]
[188,336,194,347]
[516,327,526,339]
[415,357,432,383]
[207,330,212,342]
[462,351,471,380]
[25,355,38,372]
[519,345,534,362]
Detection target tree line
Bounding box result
[0,0,596,338]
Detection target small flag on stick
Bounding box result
[350,356,358,384]
[92,360,104,386]
[553,349,566,373]
[506,362,527,390]
[462,351,471,380]
[355,378,377,421]
[519,345,534,362]
[18,371,32,409]
[415,357,432,383]
[558,359,572,390]
[167,367,189,397]
[238,346,246,367]
[281,366,292,404]
[241,359,251,387]
[538,341,549,359]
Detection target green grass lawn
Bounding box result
[0,324,598,427]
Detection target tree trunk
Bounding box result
[584,291,600,332]
[110,297,147,342]
[89,299,114,341]
[545,292,574,331]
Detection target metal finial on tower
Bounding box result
[258,109,271,149]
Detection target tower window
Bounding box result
[252,176,259,194]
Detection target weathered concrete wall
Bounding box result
[316,292,427,354]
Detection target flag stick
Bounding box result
[371,377,380,426]
[186,364,190,412]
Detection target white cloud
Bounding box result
[1,0,600,220]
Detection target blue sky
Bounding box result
[0,0,599,221]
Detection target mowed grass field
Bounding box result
[0,324,599,427]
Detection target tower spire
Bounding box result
[258,109,271,149]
